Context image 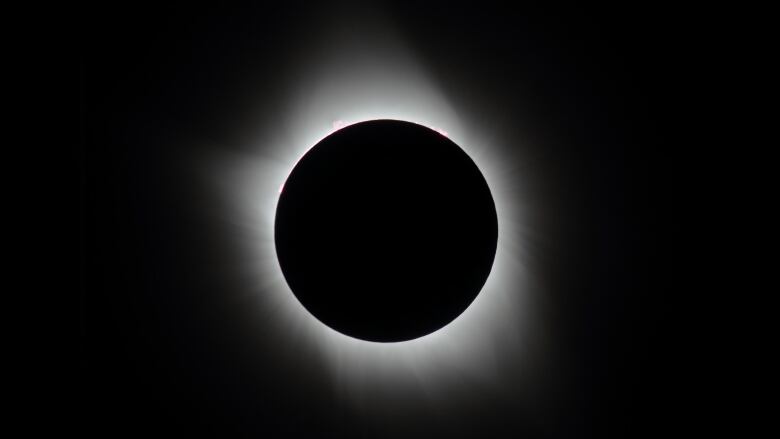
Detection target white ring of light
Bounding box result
[205,23,538,407]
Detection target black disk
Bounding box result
[274,120,498,342]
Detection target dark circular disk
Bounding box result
[274,120,498,342]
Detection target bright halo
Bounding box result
[203,20,541,409]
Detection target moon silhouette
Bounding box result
[275,120,498,342]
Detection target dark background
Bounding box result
[82,2,691,437]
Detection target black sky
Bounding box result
[83,2,689,437]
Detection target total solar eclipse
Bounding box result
[274,120,498,342]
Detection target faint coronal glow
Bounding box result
[208,19,537,409]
